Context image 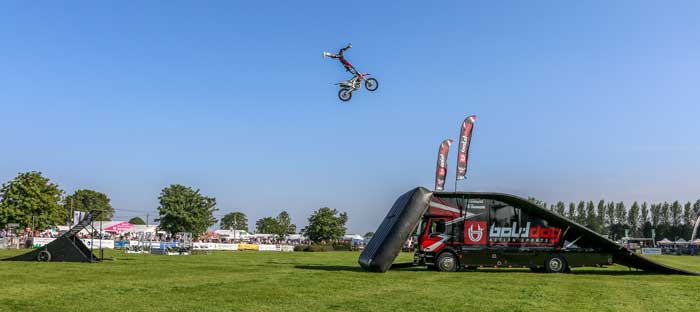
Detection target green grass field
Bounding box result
[0,249,698,312]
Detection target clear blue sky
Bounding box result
[2,1,699,233]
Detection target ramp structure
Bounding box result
[3,210,102,262]
[360,187,698,275]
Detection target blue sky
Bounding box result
[1,1,699,233]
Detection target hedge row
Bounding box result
[293,243,352,252]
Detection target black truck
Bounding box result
[359,187,696,275]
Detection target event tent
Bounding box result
[343,234,364,241]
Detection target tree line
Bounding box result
[0,171,349,242]
[219,207,348,243]
[529,197,700,240]
[0,171,115,230]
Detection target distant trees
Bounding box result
[273,211,296,239]
[535,197,700,240]
[128,217,146,225]
[64,189,115,221]
[567,203,575,220]
[302,207,348,243]
[254,211,297,239]
[628,202,640,235]
[255,217,278,234]
[221,212,248,232]
[156,184,217,238]
[555,201,566,216]
[0,171,65,229]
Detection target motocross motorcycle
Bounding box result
[323,44,379,102]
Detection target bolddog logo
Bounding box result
[464,221,487,245]
[489,222,562,244]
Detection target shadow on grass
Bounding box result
[468,268,681,276]
[294,265,364,272]
[294,263,424,272]
[293,264,695,276]
[569,269,685,276]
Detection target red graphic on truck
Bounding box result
[464,221,487,245]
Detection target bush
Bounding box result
[331,242,351,251]
[293,242,354,252]
[307,244,334,252]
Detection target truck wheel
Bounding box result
[544,255,567,273]
[37,250,52,262]
[436,252,460,272]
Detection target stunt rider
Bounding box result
[323,43,358,86]
[323,43,378,101]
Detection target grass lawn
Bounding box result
[0,249,698,312]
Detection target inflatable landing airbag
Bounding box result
[358,187,432,272]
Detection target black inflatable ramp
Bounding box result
[4,210,102,262]
[359,187,432,272]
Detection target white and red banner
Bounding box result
[434,139,453,191]
[456,115,476,180]
[103,221,134,232]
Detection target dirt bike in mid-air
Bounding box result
[323,43,378,102]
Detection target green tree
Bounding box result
[640,202,649,227]
[606,201,616,227]
[670,201,682,227]
[302,207,348,243]
[255,217,277,234]
[128,217,146,225]
[614,202,627,226]
[64,189,114,221]
[555,201,566,216]
[220,212,248,231]
[660,202,670,226]
[576,201,586,224]
[585,201,598,231]
[0,171,65,229]
[693,200,700,215]
[650,203,661,227]
[156,184,217,238]
[596,200,606,230]
[628,202,640,236]
[683,202,693,226]
[567,203,576,220]
[273,211,296,239]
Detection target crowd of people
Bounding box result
[1,226,358,250]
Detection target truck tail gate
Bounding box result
[358,187,432,272]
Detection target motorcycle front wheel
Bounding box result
[365,78,378,91]
[338,88,352,102]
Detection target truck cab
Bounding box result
[414,193,613,273]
